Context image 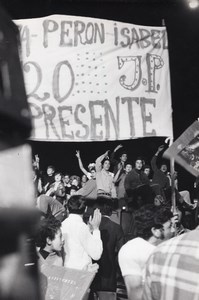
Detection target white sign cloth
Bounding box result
[15,15,173,141]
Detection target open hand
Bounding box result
[89,208,101,230]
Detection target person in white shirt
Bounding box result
[62,195,103,270]
[118,204,175,300]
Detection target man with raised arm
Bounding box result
[95,150,116,199]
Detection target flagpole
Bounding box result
[164,137,177,214]
[170,157,176,214]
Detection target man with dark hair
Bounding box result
[118,204,175,300]
[110,144,128,175]
[124,158,155,208]
[42,165,56,192]
[35,216,64,266]
[91,198,124,300]
[95,150,116,199]
[151,145,170,193]
[46,172,66,205]
[143,164,151,180]
[62,195,103,270]
[113,161,133,201]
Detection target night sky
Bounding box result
[1,0,198,194]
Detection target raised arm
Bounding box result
[76,150,89,178]
[95,150,109,172]
[110,144,123,164]
[113,166,123,184]
[80,208,103,261]
[151,145,165,172]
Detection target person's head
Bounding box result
[81,174,87,184]
[135,157,144,171]
[68,195,86,215]
[69,185,78,196]
[47,165,55,176]
[102,158,111,171]
[88,163,96,171]
[98,198,114,216]
[54,172,62,182]
[173,170,178,180]
[134,204,174,243]
[120,151,128,163]
[35,217,64,252]
[154,205,174,240]
[70,175,80,187]
[124,161,133,174]
[160,163,168,174]
[63,174,70,184]
[134,204,163,242]
[143,165,151,177]
[90,167,96,179]
[154,195,165,206]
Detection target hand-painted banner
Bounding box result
[14,15,173,142]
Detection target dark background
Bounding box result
[1,0,198,194]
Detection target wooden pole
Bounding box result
[170,157,176,214]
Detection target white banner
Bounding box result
[14,15,173,142]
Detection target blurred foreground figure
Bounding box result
[0,2,39,299]
[143,227,199,300]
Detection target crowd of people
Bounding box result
[31,143,199,300]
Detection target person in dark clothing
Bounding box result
[124,158,155,209]
[151,145,170,193]
[91,198,124,300]
[110,144,128,175]
[42,165,56,192]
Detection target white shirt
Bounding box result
[62,214,103,270]
[118,237,155,282]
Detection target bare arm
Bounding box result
[124,275,143,300]
[76,150,89,177]
[113,165,124,184]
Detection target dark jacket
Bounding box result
[92,216,124,292]
[151,155,170,190]
[124,168,150,196]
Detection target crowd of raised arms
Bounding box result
[32,143,199,300]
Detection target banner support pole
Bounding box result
[170,157,176,214]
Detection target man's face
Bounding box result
[47,167,54,176]
[120,153,128,162]
[64,175,70,184]
[91,170,96,179]
[55,173,62,182]
[103,160,110,171]
[162,220,174,240]
[51,229,64,252]
[144,168,150,177]
[125,164,132,173]
[160,164,167,173]
[82,175,87,183]
[135,159,143,170]
[71,179,78,186]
